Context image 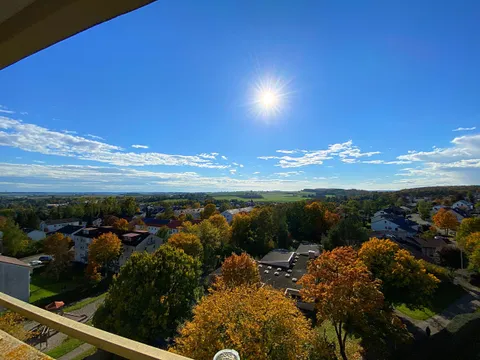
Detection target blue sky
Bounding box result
[0,0,479,192]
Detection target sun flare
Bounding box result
[251,76,289,118]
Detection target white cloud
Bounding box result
[62,130,77,134]
[362,160,412,165]
[253,171,260,174]
[0,109,15,114]
[132,144,149,149]
[86,134,104,140]
[229,169,237,174]
[221,155,228,160]
[453,127,476,132]
[274,171,304,177]
[341,158,358,164]
[0,117,229,169]
[198,153,219,159]
[259,140,380,168]
[33,160,45,164]
[20,112,28,115]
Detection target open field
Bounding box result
[210,191,316,203]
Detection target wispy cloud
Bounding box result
[20,112,28,115]
[274,171,304,177]
[33,160,45,164]
[229,169,237,174]
[453,127,476,132]
[0,106,15,114]
[0,117,229,169]
[253,171,260,174]
[62,130,77,134]
[132,144,149,149]
[85,134,104,140]
[259,140,380,168]
[221,155,228,160]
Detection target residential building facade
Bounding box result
[0,255,31,303]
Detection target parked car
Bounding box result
[39,255,53,263]
[29,260,43,266]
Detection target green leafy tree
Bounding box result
[93,245,201,343]
[323,217,368,250]
[201,203,216,219]
[156,226,170,240]
[0,217,29,256]
[121,197,137,217]
[184,220,221,271]
[417,200,432,220]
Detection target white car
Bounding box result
[29,260,42,266]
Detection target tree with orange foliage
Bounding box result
[359,238,439,308]
[303,201,327,242]
[299,247,384,360]
[172,285,325,360]
[85,261,102,282]
[128,218,145,231]
[44,233,72,279]
[0,312,37,341]
[218,252,260,289]
[88,232,121,275]
[168,233,203,258]
[113,218,129,231]
[103,215,119,226]
[433,208,459,235]
[324,209,341,228]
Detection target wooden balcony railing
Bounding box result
[0,292,192,360]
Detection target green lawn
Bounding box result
[318,321,363,359]
[71,347,97,360]
[63,293,106,313]
[46,337,85,358]
[396,282,467,320]
[29,273,80,303]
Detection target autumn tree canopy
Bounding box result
[358,238,439,308]
[93,245,201,343]
[167,233,203,259]
[201,203,217,219]
[88,232,121,274]
[113,218,129,231]
[44,233,72,279]
[299,247,385,360]
[433,208,459,235]
[456,218,480,248]
[172,285,320,360]
[219,252,260,288]
[464,232,480,273]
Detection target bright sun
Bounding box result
[251,76,289,118]
[260,91,278,108]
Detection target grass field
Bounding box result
[396,282,467,320]
[46,336,85,358]
[71,346,97,360]
[29,273,80,303]
[211,191,316,203]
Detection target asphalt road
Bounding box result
[20,253,46,265]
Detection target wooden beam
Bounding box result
[0,292,191,360]
[0,0,155,70]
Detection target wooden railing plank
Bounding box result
[0,292,191,360]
